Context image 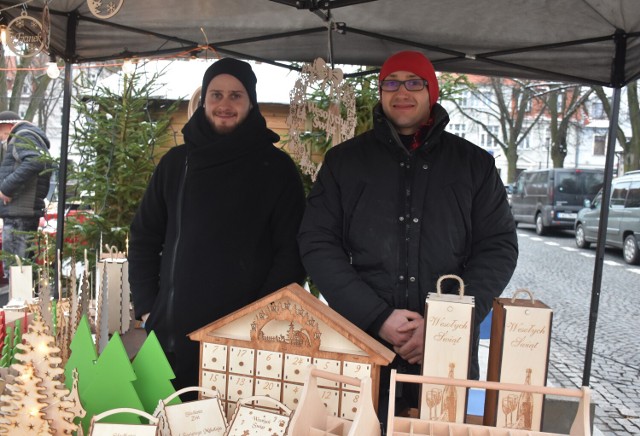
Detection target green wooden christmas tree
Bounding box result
[79,332,145,433]
[131,331,180,414]
[64,315,98,394]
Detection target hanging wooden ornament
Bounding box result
[87,0,125,20]
[41,3,51,50]
[6,10,46,57]
[286,58,356,180]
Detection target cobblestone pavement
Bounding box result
[508,226,640,435]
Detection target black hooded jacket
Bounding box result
[298,103,518,375]
[129,107,306,364]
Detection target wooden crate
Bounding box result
[387,372,591,436]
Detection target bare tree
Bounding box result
[452,77,546,183]
[544,84,593,168]
[593,81,640,172]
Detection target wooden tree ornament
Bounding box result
[131,331,179,414]
[9,311,85,435]
[0,361,51,435]
[78,332,145,433]
[287,58,356,180]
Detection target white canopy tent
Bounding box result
[1,0,638,386]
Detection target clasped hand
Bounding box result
[379,309,425,364]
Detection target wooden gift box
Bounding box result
[188,284,394,421]
[420,275,475,423]
[96,247,130,335]
[484,289,553,431]
[387,371,591,436]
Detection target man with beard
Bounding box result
[129,58,306,394]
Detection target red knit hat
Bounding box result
[380,51,439,109]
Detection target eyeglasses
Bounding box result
[380,79,428,92]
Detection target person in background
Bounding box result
[0,111,51,281]
[298,51,518,417]
[129,58,306,394]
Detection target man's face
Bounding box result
[203,74,252,134]
[0,124,13,143]
[380,71,431,135]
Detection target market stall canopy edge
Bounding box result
[0,0,639,87]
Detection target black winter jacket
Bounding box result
[299,103,517,361]
[0,122,51,218]
[129,107,306,366]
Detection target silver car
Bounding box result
[574,171,640,265]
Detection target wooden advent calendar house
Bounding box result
[188,283,395,421]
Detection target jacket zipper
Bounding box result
[166,157,188,351]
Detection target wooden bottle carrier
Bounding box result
[287,366,381,435]
[386,371,591,436]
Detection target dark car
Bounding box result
[511,168,604,235]
[574,171,640,265]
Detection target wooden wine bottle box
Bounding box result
[484,290,553,431]
[420,275,475,424]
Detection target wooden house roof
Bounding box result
[188,283,395,365]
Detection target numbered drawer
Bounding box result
[341,391,362,420]
[312,358,341,388]
[283,354,311,383]
[256,350,283,379]
[282,383,303,410]
[317,387,340,417]
[227,374,254,402]
[200,370,227,400]
[342,361,371,389]
[255,379,282,400]
[202,343,227,372]
[229,346,255,375]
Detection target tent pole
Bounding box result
[582,86,621,386]
[53,62,73,300]
[582,29,626,386]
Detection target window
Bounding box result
[591,101,605,119]
[481,126,499,148]
[610,182,630,208]
[450,124,466,139]
[593,135,606,156]
[626,181,640,208]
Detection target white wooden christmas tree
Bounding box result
[0,312,86,435]
[0,361,51,434]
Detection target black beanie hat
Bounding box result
[0,111,22,124]
[200,58,258,107]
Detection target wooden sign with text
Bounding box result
[155,387,227,436]
[484,289,553,431]
[224,396,290,436]
[420,275,475,423]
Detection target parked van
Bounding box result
[574,170,640,264]
[510,168,604,235]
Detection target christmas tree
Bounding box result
[131,331,180,413]
[79,332,144,433]
[0,361,51,435]
[13,315,84,435]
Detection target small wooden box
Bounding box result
[484,289,553,431]
[420,275,475,423]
